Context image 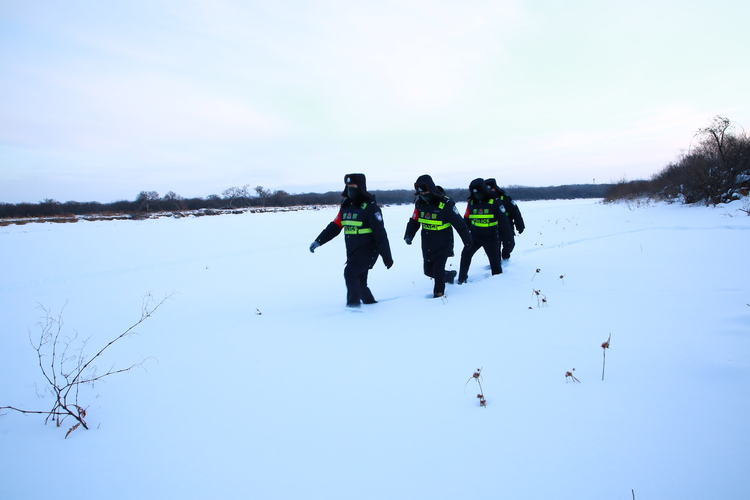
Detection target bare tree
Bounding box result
[136,191,160,212]
[269,189,290,207]
[1,293,172,438]
[606,116,750,205]
[254,185,272,207]
[693,116,750,205]
[163,191,184,210]
[222,185,249,208]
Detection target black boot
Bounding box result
[362,288,378,304]
[445,270,457,284]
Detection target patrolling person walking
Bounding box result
[458,178,513,284]
[310,174,393,308]
[486,178,525,260]
[404,174,472,298]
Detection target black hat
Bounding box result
[486,178,507,195]
[342,173,372,199]
[469,178,491,200]
[344,173,367,190]
[414,174,442,197]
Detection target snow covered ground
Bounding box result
[1,198,749,499]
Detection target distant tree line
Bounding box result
[1,181,611,220]
[605,116,750,205]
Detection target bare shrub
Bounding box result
[605,116,750,205]
[1,293,172,437]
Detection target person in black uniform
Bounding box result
[486,178,525,260]
[310,173,394,308]
[457,178,514,284]
[404,174,472,298]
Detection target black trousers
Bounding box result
[423,255,453,296]
[500,235,515,260]
[459,238,502,282]
[344,259,377,306]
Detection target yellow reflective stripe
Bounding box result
[342,220,372,234]
[419,219,451,230]
[469,199,496,224]
[469,212,497,225]
[418,201,449,229]
[344,227,372,234]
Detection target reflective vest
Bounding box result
[468,199,498,227]
[341,202,373,235]
[418,202,451,231]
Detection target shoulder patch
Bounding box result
[375,212,383,221]
[500,206,507,213]
[452,205,460,215]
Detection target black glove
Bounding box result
[383,257,394,269]
[309,241,320,253]
[518,228,524,234]
[404,236,412,245]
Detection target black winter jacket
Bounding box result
[405,196,472,260]
[463,197,514,242]
[315,197,393,267]
[497,192,525,234]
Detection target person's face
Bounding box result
[346,183,361,199]
[416,185,432,202]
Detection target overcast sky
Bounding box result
[2,0,748,204]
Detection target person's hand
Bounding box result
[518,228,524,234]
[309,241,320,253]
[404,236,412,245]
[384,257,394,269]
